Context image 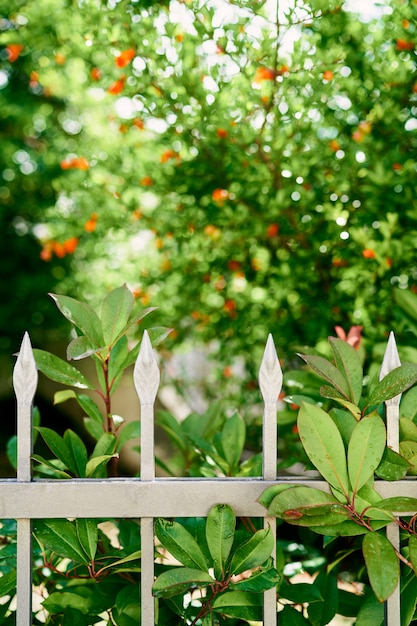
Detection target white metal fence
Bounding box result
[4,330,415,624]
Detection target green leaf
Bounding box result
[152,567,214,599]
[221,412,245,472]
[362,532,399,603]
[279,580,323,604]
[400,386,417,421]
[378,496,417,513]
[116,585,140,614]
[267,486,348,527]
[83,418,104,441]
[298,402,350,497]
[321,387,361,420]
[307,570,338,626]
[124,306,158,335]
[400,417,417,442]
[117,421,140,452]
[35,427,78,475]
[329,337,363,403]
[154,519,208,571]
[97,549,141,574]
[49,293,104,346]
[212,591,262,621]
[31,454,73,478]
[86,454,118,477]
[42,591,89,614]
[33,349,94,389]
[375,447,410,481]
[347,412,386,493]
[63,429,88,477]
[34,519,89,563]
[355,592,384,626]
[231,560,280,592]
[76,394,104,424]
[258,484,296,509]
[394,288,417,323]
[67,335,102,360]
[76,519,98,561]
[408,535,417,576]
[101,285,134,346]
[206,504,235,577]
[278,605,311,625]
[401,569,417,626]
[229,526,273,575]
[0,571,16,597]
[54,389,77,404]
[298,353,351,400]
[368,363,417,406]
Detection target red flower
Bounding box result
[335,325,363,350]
[115,48,135,68]
[6,44,24,62]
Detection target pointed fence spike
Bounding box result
[259,334,283,404]
[13,332,38,407]
[134,330,160,406]
[380,331,402,407]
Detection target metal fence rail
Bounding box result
[4,330,411,625]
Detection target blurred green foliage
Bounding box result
[1,0,417,394]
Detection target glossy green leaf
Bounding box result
[229,526,273,575]
[154,519,208,571]
[97,550,141,574]
[400,417,417,442]
[34,519,89,563]
[298,353,351,400]
[368,363,417,407]
[378,496,417,513]
[329,337,363,403]
[67,335,102,361]
[116,585,140,614]
[206,504,235,577]
[221,412,245,472]
[401,569,417,626]
[400,386,417,421]
[362,532,399,602]
[355,593,384,626]
[92,432,117,458]
[330,408,359,446]
[42,591,89,614]
[54,389,77,404]
[258,484,297,509]
[33,349,94,389]
[31,454,73,478]
[83,418,104,442]
[231,559,280,592]
[320,387,361,420]
[35,427,78,474]
[86,454,118,477]
[50,293,104,346]
[267,485,349,527]
[76,519,98,561]
[117,421,140,452]
[212,591,263,621]
[152,567,214,599]
[279,580,323,603]
[101,285,134,346]
[375,447,410,481]
[0,571,16,597]
[278,605,311,625]
[124,306,158,335]
[409,535,417,576]
[298,402,350,497]
[307,570,338,626]
[75,394,104,424]
[347,412,386,493]
[63,429,88,477]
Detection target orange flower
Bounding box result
[52,241,66,258]
[84,213,98,232]
[329,139,340,152]
[396,39,414,51]
[175,33,184,43]
[90,67,101,81]
[334,325,363,350]
[223,366,233,378]
[216,128,228,139]
[63,237,79,254]
[362,248,376,259]
[160,149,179,163]
[140,176,154,186]
[204,224,221,240]
[54,52,66,65]
[228,260,241,272]
[6,44,24,62]
[392,163,402,171]
[254,67,275,84]
[40,243,53,261]
[323,70,334,81]
[224,299,236,313]
[212,188,229,203]
[266,223,279,238]
[115,48,135,68]
[133,118,145,130]
[108,76,126,95]
[60,156,90,170]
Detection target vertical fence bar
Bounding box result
[134,330,160,626]
[259,334,282,626]
[380,332,402,625]
[13,333,38,626]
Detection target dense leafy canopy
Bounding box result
[1,0,417,386]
